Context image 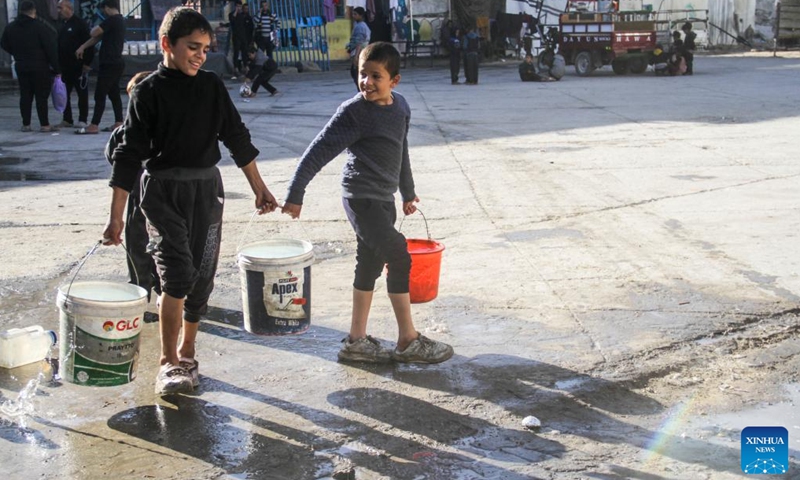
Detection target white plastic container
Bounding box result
[0,326,57,369]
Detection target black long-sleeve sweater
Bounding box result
[109,64,259,192]
[58,15,93,73]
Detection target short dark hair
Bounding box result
[127,70,151,95]
[359,41,400,77]
[159,7,213,46]
[98,0,119,10]
[682,21,692,31]
[19,0,36,13]
[353,6,366,17]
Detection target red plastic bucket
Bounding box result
[406,239,445,304]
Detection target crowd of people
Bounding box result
[652,22,697,76]
[3,5,454,395]
[1,0,126,133]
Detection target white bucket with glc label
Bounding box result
[57,281,147,386]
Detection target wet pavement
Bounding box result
[1,53,800,479]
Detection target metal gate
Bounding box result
[271,0,331,71]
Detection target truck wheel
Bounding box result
[612,58,628,75]
[574,51,593,76]
[628,56,647,74]
[538,50,554,73]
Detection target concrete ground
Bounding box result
[1,52,799,479]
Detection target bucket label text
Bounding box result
[263,269,306,319]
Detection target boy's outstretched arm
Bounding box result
[241,160,279,214]
[102,186,129,245]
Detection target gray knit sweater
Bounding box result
[286,92,416,205]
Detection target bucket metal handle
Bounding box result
[398,208,431,240]
[236,208,312,254]
[64,240,140,303]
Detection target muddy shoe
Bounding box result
[154,363,194,395]
[179,358,200,388]
[393,335,454,364]
[338,336,392,363]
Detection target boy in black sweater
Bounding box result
[103,7,279,395]
[282,42,453,365]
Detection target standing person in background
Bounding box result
[462,26,480,85]
[75,0,126,134]
[229,1,254,75]
[57,0,93,129]
[681,22,696,75]
[1,0,61,132]
[346,6,370,90]
[255,0,280,58]
[448,27,461,84]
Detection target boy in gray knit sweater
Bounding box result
[282,42,453,364]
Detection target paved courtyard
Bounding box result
[1,53,799,479]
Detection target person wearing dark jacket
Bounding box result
[519,53,554,81]
[448,28,461,84]
[75,0,126,134]
[229,1,255,74]
[462,27,480,85]
[57,0,93,128]
[681,22,696,75]
[1,0,61,132]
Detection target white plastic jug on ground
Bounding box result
[0,326,57,369]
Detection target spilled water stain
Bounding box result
[0,157,44,181]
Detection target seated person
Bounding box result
[652,44,669,76]
[668,32,687,76]
[519,53,555,82]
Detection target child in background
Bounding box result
[241,44,279,97]
[103,7,279,395]
[449,27,462,84]
[282,42,454,365]
[104,71,160,318]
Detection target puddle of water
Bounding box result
[0,372,45,419]
[675,384,800,461]
[0,157,44,181]
[554,377,589,391]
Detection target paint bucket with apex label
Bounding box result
[238,239,314,335]
[56,281,147,386]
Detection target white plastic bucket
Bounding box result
[56,281,147,386]
[238,239,314,335]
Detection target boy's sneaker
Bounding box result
[179,358,200,388]
[154,363,194,395]
[338,336,392,363]
[393,335,454,364]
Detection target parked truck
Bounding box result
[556,0,657,76]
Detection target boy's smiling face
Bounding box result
[161,29,211,77]
[358,60,400,106]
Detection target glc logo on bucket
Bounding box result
[102,318,140,332]
[741,426,789,474]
